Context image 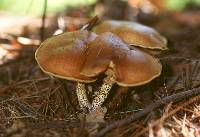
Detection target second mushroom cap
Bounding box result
[93,20,168,50]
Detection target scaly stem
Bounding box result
[90,76,114,112]
[76,83,90,111]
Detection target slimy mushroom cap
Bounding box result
[81,32,162,87]
[35,30,97,83]
[93,20,168,50]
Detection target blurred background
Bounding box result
[1,0,200,65]
[1,0,200,16]
[0,0,200,65]
[0,0,200,36]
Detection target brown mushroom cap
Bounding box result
[81,32,162,87]
[35,30,97,83]
[93,20,168,50]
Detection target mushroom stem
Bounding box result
[76,83,90,111]
[90,76,115,112]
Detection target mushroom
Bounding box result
[92,20,168,50]
[35,30,98,111]
[81,32,162,111]
[35,30,162,114]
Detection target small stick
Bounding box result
[94,87,200,137]
[80,16,99,31]
[134,95,200,137]
[40,0,48,41]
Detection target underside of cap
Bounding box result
[35,30,97,83]
[81,32,162,87]
[93,20,168,50]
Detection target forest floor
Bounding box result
[0,7,200,137]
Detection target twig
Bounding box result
[58,79,78,113]
[160,57,199,62]
[0,96,39,120]
[80,16,99,31]
[40,0,48,41]
[94,87,200,137]
[134,94,200,137]
[0,77,50,93]
[27,120,99,130]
